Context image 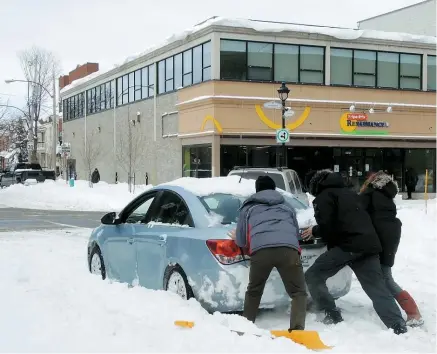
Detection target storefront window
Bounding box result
[404,149,436,193]
[182,145,212,178]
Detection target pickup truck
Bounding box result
[0,163,56,188]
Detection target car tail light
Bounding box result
[206,239,249,265]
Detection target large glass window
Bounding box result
[247,42,273,81]
[330,48,352,85]
[300,46,324,84]
[220,39,247,80]
[165,57,174,92]
[274,44,298,83]
[202,41,211,81]
[354,50,376,87]
[110,80,115,107]
[183,49,193,86]
[193,45,203,84]
[134,69,142,101]
[377,52,399,89]
[116,77,122,106]
[400,53,421,90]
[182,145,212,178]
[105,82,110,109]
[427,55,436,91]
[148,64,155,97]
[174,53,183,89]
[128,72,135,102]
[141,67,149,99]
[158,61,165,94]
[405,149,436,193]
[122,75,129,104]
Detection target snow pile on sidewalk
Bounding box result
[0,199,435,352]
[0,179,152,212]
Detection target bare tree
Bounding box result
[79,130,103,187]
[116,106,146,192]
[18,46,60,163]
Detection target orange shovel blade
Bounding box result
[270,330,332,350]
[175,320,195,328]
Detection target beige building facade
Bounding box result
[60,17,436,192]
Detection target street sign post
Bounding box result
[263,101,282,109]
[284,109,295,118]
[276,128,290,144]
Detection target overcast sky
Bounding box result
[0,0,426,112]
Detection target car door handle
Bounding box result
[127,237,134,244]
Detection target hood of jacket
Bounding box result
[241,189,284,208]
[370,171,398,199]
[309,169,344,196]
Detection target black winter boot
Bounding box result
[322,308,344,325]
[392,323,408,335]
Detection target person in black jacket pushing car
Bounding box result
[302,169,407,335]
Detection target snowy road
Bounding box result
[0,208,103,231]
[0,200,435,352]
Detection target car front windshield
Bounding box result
[199,192,307,225]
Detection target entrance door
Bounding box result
[333,148,366,192]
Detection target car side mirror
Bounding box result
[101,212,121,225]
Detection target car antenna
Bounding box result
[239,167,246,183]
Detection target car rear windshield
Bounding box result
[199,193,306,225]
[230,171,286,190]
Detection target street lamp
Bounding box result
[5,74,57,173]
[277,82,290,167]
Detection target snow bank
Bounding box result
[60,16,435,95]
[0,198,435,352]
[0,179,152,212]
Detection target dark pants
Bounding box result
[305,247,405,329]
[407,188,413,199]
[244,247,307,330]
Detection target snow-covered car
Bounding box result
[87,177,352,313]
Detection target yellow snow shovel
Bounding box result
[174,321,332,351]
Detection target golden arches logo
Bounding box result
[254,105,311,130]
[200,115,223,134]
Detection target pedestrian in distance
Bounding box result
[301,169,408,335]
[359,171,423,327]
[405,167,418,200]
[229,175,307,331]
[91,168,100,184]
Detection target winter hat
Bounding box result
[255,175,276,192]
[308,169,333,196]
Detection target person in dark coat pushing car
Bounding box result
[359,170,423,326]
[302,169,407,334]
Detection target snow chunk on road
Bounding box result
[0,179,152,212]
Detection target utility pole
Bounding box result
[52,68,57,173]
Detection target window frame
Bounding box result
[427,55,436,92]
[399,53,422,91]
[330,47,423,91]
[148,190,195,228]
[220,39,325,85]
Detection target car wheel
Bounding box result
[89,246,106,280]
[163,265,194,300]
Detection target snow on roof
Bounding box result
[60,17,436,95]
[161,176,256,197]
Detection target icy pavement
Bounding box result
[0,200,435,352]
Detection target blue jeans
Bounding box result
[381,265,403,297]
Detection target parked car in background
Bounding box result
[227,166,309,206]
[0,163,56,188]
[87,177,352,313]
